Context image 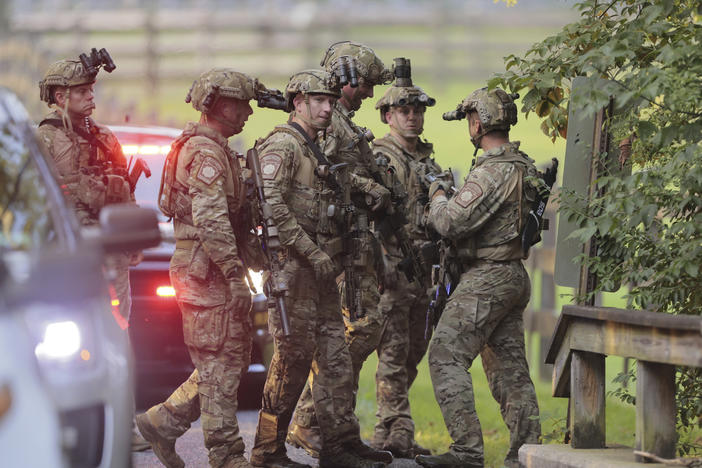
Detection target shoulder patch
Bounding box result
[455,181,483,208]
[196,156,224,185]
[260,153,283,180]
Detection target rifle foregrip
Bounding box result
[278,297,291,336]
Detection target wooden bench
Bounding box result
[544,305,702,461]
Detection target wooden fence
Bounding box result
[3,1,575,123]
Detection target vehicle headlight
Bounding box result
[34,321,81,361]
[22,304,97,370]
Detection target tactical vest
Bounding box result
[372,135,441,240]
[159,123,245,226]
[460,146,538,261]
[256,125,342,242]
[38,115,131,221]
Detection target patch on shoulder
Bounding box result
[196,156,224,185]
[260,153,283,180]
[455,181,483,208]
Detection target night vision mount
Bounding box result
[256,88,290,112]
[393,57,412,87]
[79,48,116,75]
[334,55,360,88]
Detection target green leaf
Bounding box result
[684,263,699,278]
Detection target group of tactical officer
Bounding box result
[37,40,544,468]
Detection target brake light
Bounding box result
[122,144,171,156]
[156,285,176,297]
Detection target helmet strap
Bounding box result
[61,89,73,133]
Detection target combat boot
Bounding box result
[223,454,254,468]
[286,423,322,458]
[135,412,185,468]
[251,411,296,467]
[382,430,413,459]
[369,425,388,450]
[319,448,386,468]
[412,440,432,456]
[131,425,151,452]
[344,438,393,464]
[415,451,483,468]
[250,454,311,468]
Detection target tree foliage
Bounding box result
[490,0,702,453]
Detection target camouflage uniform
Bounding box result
[250,70,384,468]
[420,88,541,468]
[137,69,265,468]
[37,60,133,321]
[370,133,444,452]
[290,42,395,445]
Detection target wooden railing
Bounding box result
[544,305,702,461]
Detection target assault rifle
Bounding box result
[314,161,364,321]
[425,239,460,339]
[352,132,428,286]
[128,157,151,191]
[521,158,558,256]
[246,148,291,336]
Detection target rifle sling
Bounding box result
[287,122,342,193]
[287,122,332,167]
[39,118,115,165]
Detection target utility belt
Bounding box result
[454,237,524,264]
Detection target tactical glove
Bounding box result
[428,180,452,199]
[367,184,391,212]
[229,278,252,314]
[308,247,336,282]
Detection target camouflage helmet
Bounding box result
[186,67,264,113]
[39,60,97,104]
[375,86,436,123]
[320,41,393,86]
[284,69,341,107]
[460,87,518,132]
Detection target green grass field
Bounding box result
[355,345,638,468]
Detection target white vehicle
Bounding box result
[0,87,161,467]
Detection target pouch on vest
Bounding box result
[159,134,191,218]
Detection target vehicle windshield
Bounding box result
[0,118,59,253]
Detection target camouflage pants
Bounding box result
[251,255,360,462]
[373,274,431,442]
[144,254,252,468]
[104,252,132,321]
[428,259,540,467]
[291,266,383,430]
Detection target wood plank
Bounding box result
[545,311,572,364]
[561,305,702,332]
[567,319,702,368]
[635,361,676,461]
[552,327,572,397]
[570,351,606,449]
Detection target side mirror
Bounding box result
[98,204,161,253]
